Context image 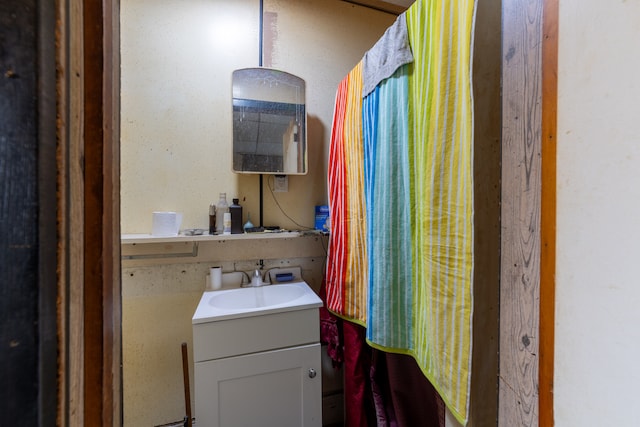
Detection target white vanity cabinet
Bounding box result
[195,343,321,427]
[192,283,323,427]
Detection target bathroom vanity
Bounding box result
[192,281,323,426]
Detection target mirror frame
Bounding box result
[231,67,308,175]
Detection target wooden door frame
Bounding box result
[0,0,58,424]
[539,1,558,425]
[81,0,121,424]
[500,0,557,425]
[57,0,121,425]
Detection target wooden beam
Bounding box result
[103,0,122,424]
[470,0,502,424]
[82,0,121,424]
[82,0,106,419]
[57,0,87,424]
[500,0,543,425]
[540,0,558,425]
[0,1,56,424]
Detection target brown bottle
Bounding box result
[229,198,243,234]
[209,203,216,235]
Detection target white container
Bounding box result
[151,211,182,236]
[209,267,222,290]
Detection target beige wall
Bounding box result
[120,0,394,233]
[555,1,640,425]
[120,1,394,425]
[120,0,259,233]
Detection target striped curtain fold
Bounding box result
[326,0,476,424]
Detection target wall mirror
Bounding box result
[232,68,307,174]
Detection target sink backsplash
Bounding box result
[121,234,328,426]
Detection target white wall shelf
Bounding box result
[121,231,307,245]
[120,231,328,264]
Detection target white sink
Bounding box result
[209,284,306,309]
[192,281,323,323]
[192,279,323,427]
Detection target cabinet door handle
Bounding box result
[308,368,317,378]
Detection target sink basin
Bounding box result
[209,284,306,310]
[193,281,323,323]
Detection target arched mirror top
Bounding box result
[232,68,307,175]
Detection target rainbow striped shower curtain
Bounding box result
[326,0,476,424]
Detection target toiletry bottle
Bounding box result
[209,203,216,235]
[223,212,232,235]
[215,193,229,234]
[229,198,243,234]
[243,213,254,232]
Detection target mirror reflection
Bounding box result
[232,68,307,174]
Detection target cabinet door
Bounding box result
[195,343,322,427]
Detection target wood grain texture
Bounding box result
[470,0,502,425]
[56,0,70,422]
[56,1,87,425]
[58,0,121,424]
[69,0,87,424]
[540,0,558,425]
[37,0,60,423]
[0,0,58,423]
[104,0,122,424]
[82,0,121,424]
[1,1,41,424]
[500,0,543,425]
[83,0,105,421]
[59,0,88,425]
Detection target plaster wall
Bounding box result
[555,1,640,425]
[120,0,394,233]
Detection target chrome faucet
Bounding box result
[250,269,263,287]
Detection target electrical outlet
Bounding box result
[274,175,288,192]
